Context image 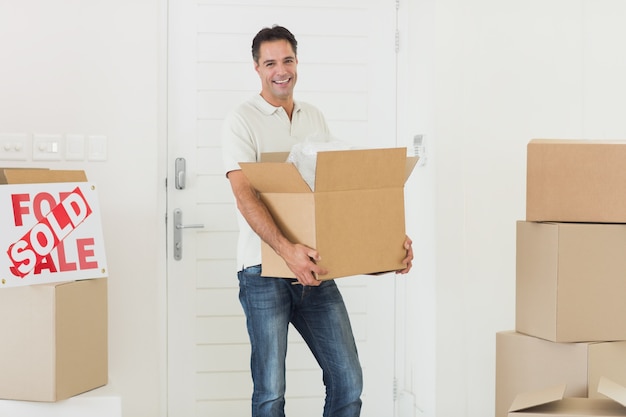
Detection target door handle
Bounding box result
[176,223,204,230]
[173,208,204,261]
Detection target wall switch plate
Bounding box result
[33,134,63,161]
[65,134,86,161]
[87,135,107,161]
[0,133,29,161]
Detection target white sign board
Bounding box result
[0,182,107,288]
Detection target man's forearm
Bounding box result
[228,170,326,284]
[235,187,292,257]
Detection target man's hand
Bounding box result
[396,235,414,274]
[280,243,328,286]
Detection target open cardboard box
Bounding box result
[240,147,418,280]
[495,331,626,417]
[509,377,626,416]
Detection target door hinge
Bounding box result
[395,29,400,53]
[393,377,398,401]
[395,0,401,53]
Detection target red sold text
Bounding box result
[7,187,96,277]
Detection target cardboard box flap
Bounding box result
[239,162,311,193]
[260,152,289,162]
[406,156,419,180]
[598,377,626,407]
[261,151,418,181]
[315,147,407,192]
[509,384,566,413]
[0,169,87,184]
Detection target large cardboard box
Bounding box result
[495,331,626,417]
[516,221,626,342]
[508,377,626,416]
[0,278,108,401]
[240,147,417,280]
[526,139,626,223]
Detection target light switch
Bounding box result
[0,133,29,161]
[87,135,107,161]
[33,134,63,161]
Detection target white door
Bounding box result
[166,1,400,416]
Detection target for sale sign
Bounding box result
[1,182,107,287]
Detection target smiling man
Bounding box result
[220,25,413,417]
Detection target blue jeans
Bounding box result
[238,265,363,417]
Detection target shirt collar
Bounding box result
[252,94,301,116]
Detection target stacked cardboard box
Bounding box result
[496,140,626,416]
[0,169,108,402]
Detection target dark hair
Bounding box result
[251,25,298,63]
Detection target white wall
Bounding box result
[427,1,626,416]
[0,1,163,416]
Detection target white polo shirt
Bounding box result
[221,94,330,271]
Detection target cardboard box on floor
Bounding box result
[240,147,418,280]
[495,331,626,417]
[526,139,626,223]
[0,279,108,402]
[508,377,626,416]
[516,221,626,343]
[0,169,108,401]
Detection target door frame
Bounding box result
[160,1,408,416]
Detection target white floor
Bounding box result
[0,383,121,417]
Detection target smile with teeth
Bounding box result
[274,78,291,84]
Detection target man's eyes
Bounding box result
[265,60,294,68]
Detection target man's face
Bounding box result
[254,39,298,105]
